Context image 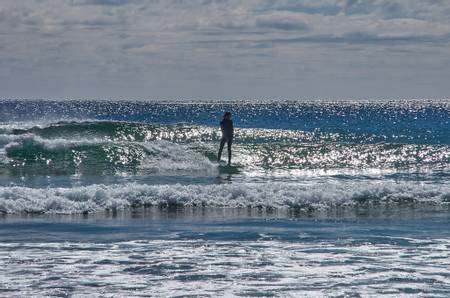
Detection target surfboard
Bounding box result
[218,162,240,174]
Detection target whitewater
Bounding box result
[1,99,450,296]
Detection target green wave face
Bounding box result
[5,120,384,143]
[5,139,145,176]
[8,121,220,143]
[1,121,450,177]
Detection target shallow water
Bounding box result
[1,209,450,297]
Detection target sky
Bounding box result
[0,0,449,100]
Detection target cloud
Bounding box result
[0,0,449,99]
[69,0,135,6]
[255,13,309,31]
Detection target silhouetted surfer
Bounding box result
[218,112,234,165]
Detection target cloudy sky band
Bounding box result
[1,0,449,99]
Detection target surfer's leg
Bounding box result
[218,138,226,161]
[227,140,232,165]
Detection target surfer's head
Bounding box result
[223,112,232,120]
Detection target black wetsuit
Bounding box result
[218,119,233,164]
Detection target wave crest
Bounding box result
[2,121,450,177]
[0,182,449,214]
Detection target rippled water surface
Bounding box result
[1,99,450,296]
[1,209,450,297]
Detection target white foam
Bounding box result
[0,121,51,131]
[0,181,449,214]
[140,141,217,174]
[2,237,450,296]
[0,133,111,154]
[0,119,97,131]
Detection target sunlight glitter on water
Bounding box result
[1,238,449,297]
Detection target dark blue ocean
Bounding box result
[1,99,450,296]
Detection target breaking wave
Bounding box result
[0,181,449,214]
[1,121,450,177]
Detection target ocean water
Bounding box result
[1,99,450,297]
